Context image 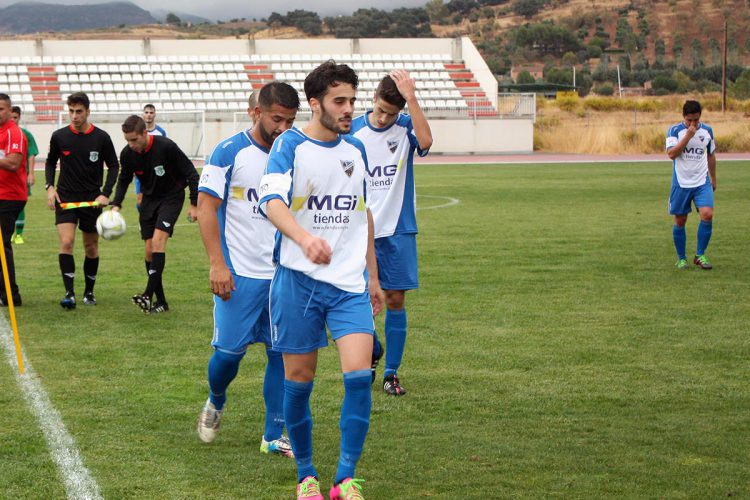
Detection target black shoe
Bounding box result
[148,302,169,314]
[83,292,97,306]
[132,293,151,312]
[371,338,383,384]
[60,292,76,310]
[0,294,21,307]
[383,374,407,396]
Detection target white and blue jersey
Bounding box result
[199,130,275,280]
[666,122,715,189]
[258,127,370,294]
[350,111,428,239]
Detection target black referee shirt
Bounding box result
[112,135,199,208]
[45,124,119,200]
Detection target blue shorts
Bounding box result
[211,275,271,354]
[669,180,714,215]
[270,266,375,354]
[375,233,418,291]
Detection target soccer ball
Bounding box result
[96,210,127,240]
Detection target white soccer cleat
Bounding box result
[197,399,222,443]
[260,434,294,458]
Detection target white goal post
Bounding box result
[57,109,206,160]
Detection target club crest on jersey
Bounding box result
[89,151,99,162]
[341,160,354,177]
[698,136,705,143]
[154,165,165,176]
[387,139,399,153]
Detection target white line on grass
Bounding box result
[0,315,103,500]
[417,195,460,211]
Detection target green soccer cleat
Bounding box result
[260,435,294,458]
[329,478,365,500]
[675,258,689,270]
[694,254,713,270]
[297,476,324,500]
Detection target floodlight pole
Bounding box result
[722,20,727,112]
[616,64,622,98]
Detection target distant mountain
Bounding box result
[150,9,209,25]
[0,1,156,34]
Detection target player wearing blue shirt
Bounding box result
[195,84,299,457]
[135,104,167,211]
[258,61,385,500]
[351,71,433,396]
[666,100,717,270]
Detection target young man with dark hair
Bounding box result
[9,105,38,245]
[666,100,717,270]
[110,115,198,314]
[259,61,384,500]
[351,70,433,396]
[45,92,119,309]
[196,82,299,457]
[134,104,168,211]
[0,94,28,307]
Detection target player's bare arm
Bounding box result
[390,69,433,150]
[708,152,717,191]
[667,123,697,159]
[265,198,332,265]
[366,208,385,316]
[197,192,235,300]
[0,152,22,172]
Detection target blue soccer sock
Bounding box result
[696,220,713,256]
[284,379,316,482]
[334,369,371,485]
[672,225,687,260]
[263,348,285,442]
[384,308,407,378]
[372,330,383,358]
[207,349,245,411]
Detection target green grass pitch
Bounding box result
[1,161,749,498]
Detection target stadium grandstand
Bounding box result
[0,37,535,155]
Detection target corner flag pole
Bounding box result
[0,234,24,374]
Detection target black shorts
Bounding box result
[139,192,184,240]
[55,192,102,234]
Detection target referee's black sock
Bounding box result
[59,253,75,295]
[83,257,99,295]
[146,252,166,303]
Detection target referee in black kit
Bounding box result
[45,92,119,309]
[110,115,199,314]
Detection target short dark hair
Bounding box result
[122,115,147,134]
[375,75,406,110]
[258,81,300,110]
[11,105,21,115]
[0,93,11,105]
[67,92,90,109]
[683,100,702,116]
[303,60,358,102]
[143,104,156,111]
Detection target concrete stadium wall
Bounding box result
[30,116,533,162]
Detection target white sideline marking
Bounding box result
[0,316,103,500]
[417,195,460,211]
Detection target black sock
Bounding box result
[83,257,99,295]
[59,253,75,294]
[145,252,166,303]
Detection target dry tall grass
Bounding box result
[535,94,750,154]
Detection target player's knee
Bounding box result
[700,209,713,221]
[59,240,74,253]
[673,216,688,227]
[385,291,405,310]
[284,364,316,383]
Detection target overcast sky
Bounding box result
[4,0,430,21]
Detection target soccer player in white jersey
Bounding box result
[258,61,385,500]
[195,83,299,456]
[351,70,433,396]
[666,100,717,270]
[134,104,167,212]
